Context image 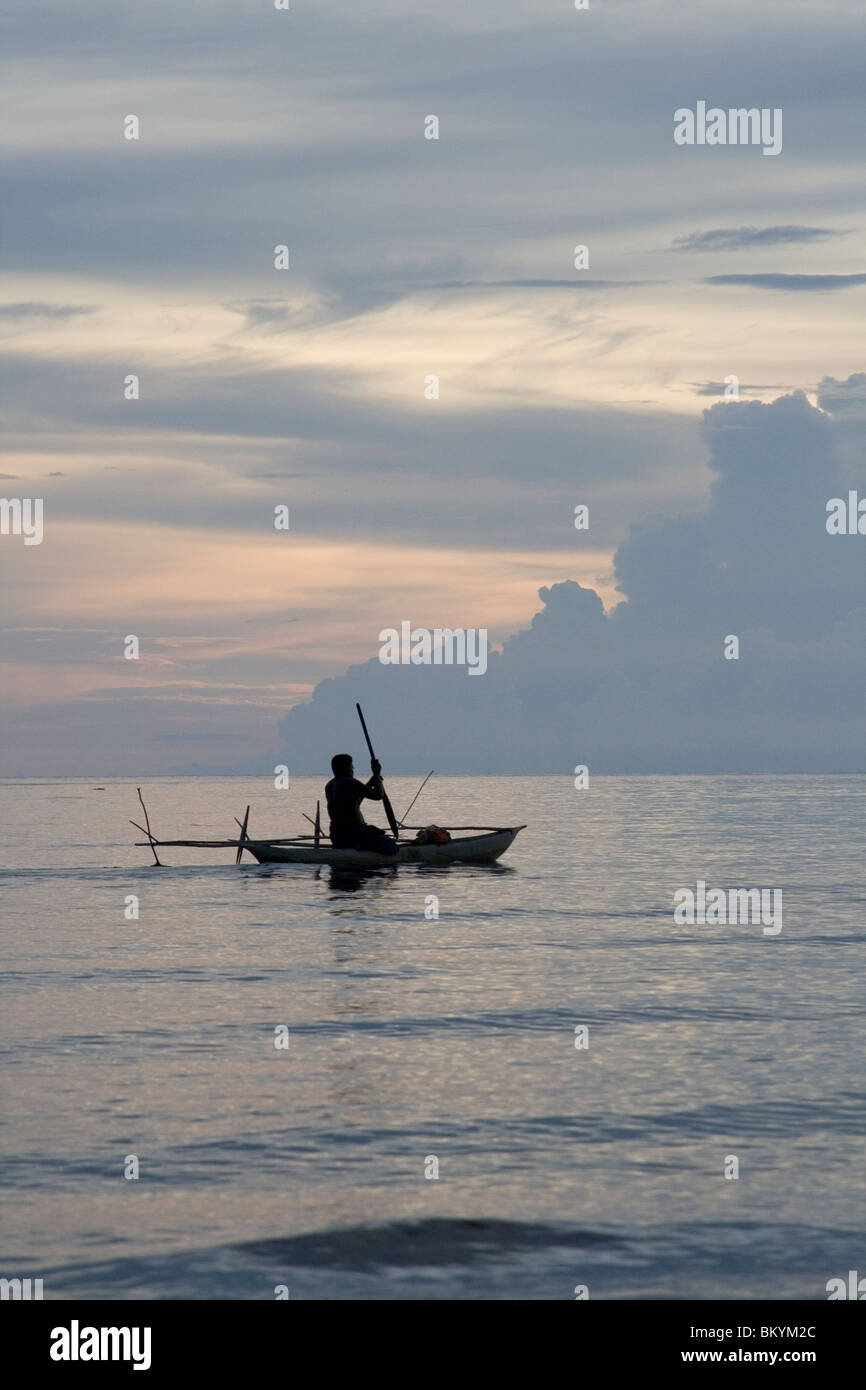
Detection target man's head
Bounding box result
[331,753,353,777]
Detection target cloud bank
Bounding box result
[278,387,866,773]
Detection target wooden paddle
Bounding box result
[356,703,399,840]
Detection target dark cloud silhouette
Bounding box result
[673,226,845,252]
[706,274,866,292]
[693,381,780,397]
[419,280,659,291]
[0,302,97,319]
[278,388,866,773]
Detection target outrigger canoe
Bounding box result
[248,826,523,867]
[134,826,525,868]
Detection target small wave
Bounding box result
[240,1216,626,1271]
[30,1216,861,1300]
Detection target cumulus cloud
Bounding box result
[278,387,866,773]
[817,372,866,412]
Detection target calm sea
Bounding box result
[1,775,864,1300]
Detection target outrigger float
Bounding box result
[131,706,525,869]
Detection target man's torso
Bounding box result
[325,776,369,843]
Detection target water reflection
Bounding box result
[321,865,398,894]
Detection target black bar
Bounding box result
[8,1300,863,1375]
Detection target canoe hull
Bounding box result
[246,827,523,867]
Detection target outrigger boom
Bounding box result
[134,837,316,849]
[135,827,513,848]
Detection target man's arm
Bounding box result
[361,759,384,800]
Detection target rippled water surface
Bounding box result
[1,775,864,1298]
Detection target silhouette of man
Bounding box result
[325,754,398,855]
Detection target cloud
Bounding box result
[692,381,780,397]
[672,226,847,252]
[817,372,866,411]
[278,387,866,774]
[418,280,659,292]
[0,302,97,320]
[705,274,866,292]
[0,349,704,549]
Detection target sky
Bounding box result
[1,0,865,774]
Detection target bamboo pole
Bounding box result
[136,787,162,866]
[236,805,251,864]
[399,770,434,826]
[134,836,317,848]
[401,825,514,832]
